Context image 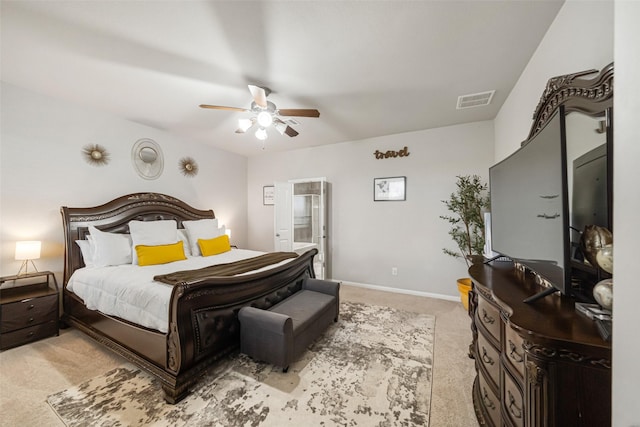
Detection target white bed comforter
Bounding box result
[67,249,293,333]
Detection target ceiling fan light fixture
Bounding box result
[200,85,320,145]
[255,127,268,141]
[238,118,253,132]
[257,111,273,128]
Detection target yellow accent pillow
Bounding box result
[198,234,231,257]
[136,241,187,266]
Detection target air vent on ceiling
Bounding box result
[456,90,495,109]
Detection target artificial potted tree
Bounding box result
[440,175,490,310]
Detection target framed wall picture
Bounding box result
[374,176,406,201]
[263,185,275,205]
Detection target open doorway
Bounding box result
[274,178,329,279]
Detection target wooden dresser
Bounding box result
[469,262,611,427]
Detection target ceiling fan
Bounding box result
[200,85,320,141]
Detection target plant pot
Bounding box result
[457,278,472,311]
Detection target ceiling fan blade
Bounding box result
[284,126,299,137]
[274,118,299,137]
[248,85,268,109]
[278,109,320,118]
[199,104,248,112]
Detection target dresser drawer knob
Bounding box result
[27,331,35,338]
[509,340,524,363]
[27,304,35,310]
[482,386,496,410]
[481,347,495,366]
[508,390,523,419]
[27,317,35,323]
[481,308,495,325]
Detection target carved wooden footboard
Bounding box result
[61,193,317,403]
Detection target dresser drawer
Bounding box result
[1,294,58,333]
[502,368,525,427]
[504,326,526,379]
[476,295,501,342]
[478,372,501,427]
[477,331,500,387]
[0,320,58,350]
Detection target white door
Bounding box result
[274,182,293,252]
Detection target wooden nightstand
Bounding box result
[0,271,59,351]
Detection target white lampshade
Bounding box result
[238,118,254,133]
[15,241,41,260]
[255,127,268,141]
[274,121,287,135]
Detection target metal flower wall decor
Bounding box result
[82,144,110,166]
[179,157,198,177]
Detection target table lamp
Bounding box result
[15,240,41,276]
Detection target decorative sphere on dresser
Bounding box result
[593,278,613,310]
[596,244,613,274]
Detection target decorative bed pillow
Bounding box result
[129,220,178,264]
[183,219,225,256]
[177,229,191,256]
[88,225,132,267]
[75,238,95,267]
[198,234,231,257]
[136,241,187,266]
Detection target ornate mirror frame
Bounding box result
[526,63,614,289]
[528,62,613,139]
[131,138,164,180]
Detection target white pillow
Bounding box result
[129,220,178,264]
[75,238,95,267]
[182,219,224,256]
[88,225,132,267]
[178,229,191,256]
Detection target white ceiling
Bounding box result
[1,1,564,157]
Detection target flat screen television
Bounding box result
[489,107,569,302]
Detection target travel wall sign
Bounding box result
[373,146,410,160]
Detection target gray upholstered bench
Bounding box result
[238,278,340,372]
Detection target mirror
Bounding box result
[524,63,613,297]
[294,183,321,245]
[139,146,158,163]
[565,111,611,261]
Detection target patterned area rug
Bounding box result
[47,302,434,426]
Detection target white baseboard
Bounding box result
[336,280,459,303]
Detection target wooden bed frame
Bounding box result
[60,192,317,403]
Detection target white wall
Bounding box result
[0,83,248,278]
[494,0,614,162]
[613,1,640,425]
[248,121,494,298]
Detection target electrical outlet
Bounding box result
[391,267,398,276]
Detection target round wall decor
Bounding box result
[131,138,163,180]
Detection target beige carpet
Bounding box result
[0,284,478,426]
[47,302,434,426]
